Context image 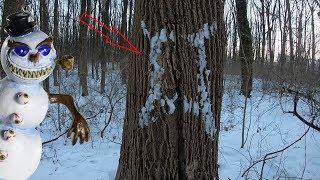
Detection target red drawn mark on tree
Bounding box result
[79,12,142,55]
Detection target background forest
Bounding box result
[0,0,320,179]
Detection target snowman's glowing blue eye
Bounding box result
[14,46,29,57]
[38,45,51,56]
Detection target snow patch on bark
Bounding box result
[185,23,217,138]
[139,22,177,127]
[141,21,150,39]
[165,93,178,114]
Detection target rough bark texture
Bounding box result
[53,0,60,86]
[100,0,111,94]
[40,0,50,92]
[79,0,89,96]
[1,0,25,77]
[286,0,294,73]
[235,0,253,98]
[116,0,225,179]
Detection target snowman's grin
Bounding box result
[6,60,53,79]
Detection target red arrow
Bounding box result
[79,12,142,55]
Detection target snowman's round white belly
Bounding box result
[0,79,48,129]
[0,127,42,180]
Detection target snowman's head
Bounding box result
[0,12,56,84]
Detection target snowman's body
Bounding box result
[0,78,49,128]
[0,124,42,180]
[0,19,57,179]
[0,78,47,179]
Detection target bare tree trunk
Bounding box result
[128,0,134,36]
[100,0,111,94]
[296,9,303,72]
[310,4,316,72]
[79,0,89,96]
[53,0,59,86]
[235,0,253,98]
[119,0,130,84]
[232,12,237,63]
[116,0,225,179]
[279,0,287,74]
[40,0,50,92]
[260,0,266,67]
[286,0,294,73]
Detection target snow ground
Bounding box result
[30,73,320,180]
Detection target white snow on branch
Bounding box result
[185,23,217,138]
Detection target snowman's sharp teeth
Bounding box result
[8,61,52,79]
[36,70,41,78]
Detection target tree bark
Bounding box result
[79,0,89,96]
[53,0,59,86]
[286,0,294,73]
[235,0,254,98]
[260,0,266,67]
[40,0,50,92]
[310,4,316,72]
[119,0,130,84]
[116,0,225,179]
[279,0,287,73]
[100,0,111,94]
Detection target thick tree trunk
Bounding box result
[0,0,25,78]
[116,0,225,179]
[235,0,253,98]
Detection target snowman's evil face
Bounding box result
[1,31,56,84]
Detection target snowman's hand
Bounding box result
[56,55,74,72]
[48,94,90,145]
[67,114,90,145]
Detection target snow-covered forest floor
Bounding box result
[30,68,320,180]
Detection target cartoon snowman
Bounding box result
[0,12,90,180]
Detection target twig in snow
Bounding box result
[242,127,310,178]
[259,127,310,180]
[286,96,320,132]
[42,130,68,145]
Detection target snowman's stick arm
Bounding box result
[48,94,90,145]
[48,94,80,118]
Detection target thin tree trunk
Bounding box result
[40,0,50,92]
[286,0,294,73]
[119,0,129,84]
[279,0,287,74]
[79,0,89,96]
[260,0,266,67]
[100,0,111,94]
[53,0,59,86]
[310,5,316,72]
[232,12,237,63]
[235,0,254,98]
